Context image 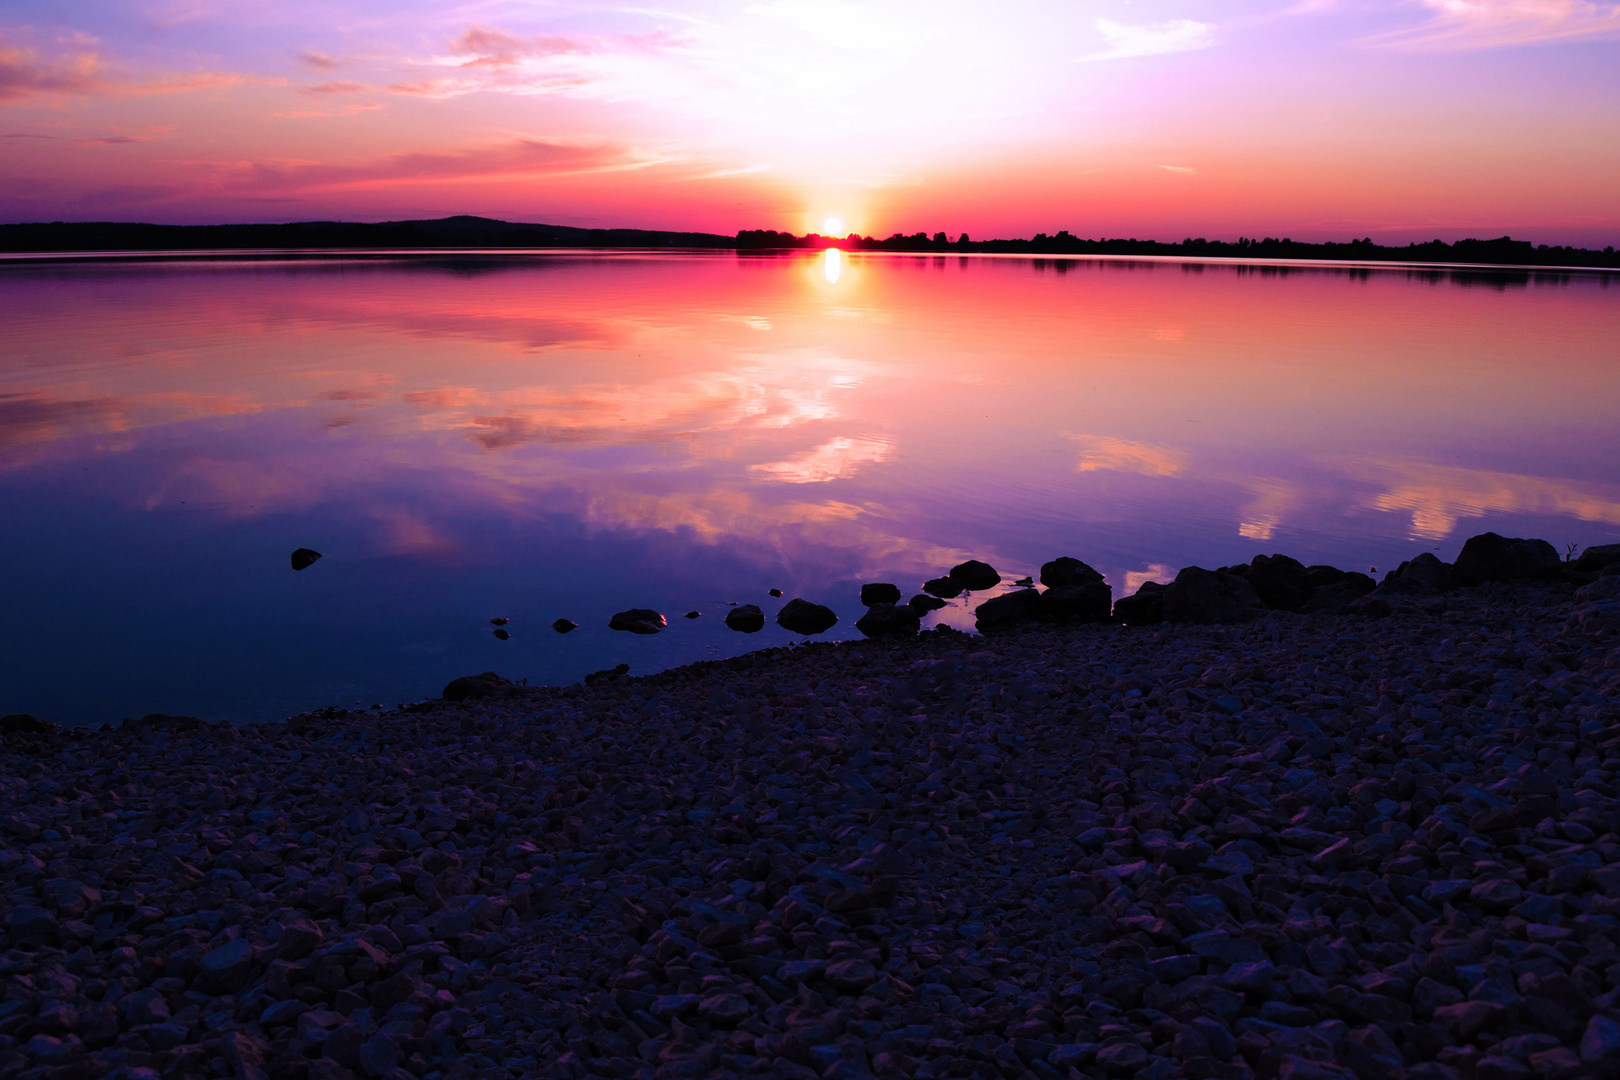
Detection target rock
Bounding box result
[119,989,170,1027]
[291,548,323,571]
[922,576,964,598]
[1379,552,1453,595]
[683,611,700,619]
[442,671,515,701]
[359,1032,398,1077]
[949,560,1001,590]
[489,617,509,626]
[855,603,920,638]
[1162,567,1265,624]
[126,712,205,731]
[1301,573,1375,613]
[1574,543,1620,574]
[1453,532,1562,584]
[826,958,878,992]
[1113,581,1166,624]
[859,583,902,606]
[5,906,58,946]
[197,937,254,991]
[724,604,766,633]
[277,920,324,960]
[1037,581,1112,623]
[775,598,837,635]
[1041,557,1104,588]
[0,714,57,734]
[552,618,578,633]
[697,993,751,1027]
[908,593,947,612]
[584,664,629,685]
[1582,1015,1620,1066]
[608,609,666,634]
[1432,1001,1504,1043]
[1096,1042,1148,1074]
[769,588,783,597]
[492,628,509,640]
[1247,554,1311,611]
[974,588,1041,629]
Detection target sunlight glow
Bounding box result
[822,216,845,236]
[822,247,843,284]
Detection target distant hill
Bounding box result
[1,215,1615,269]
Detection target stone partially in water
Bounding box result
[1113,581,1166,624]
[609,609,667,634]
[1453,531,1562,584]
[725,604,765,633]
[683,611,701,619]
[552,618,578,633]
[492,628,509,640]
[1040,556,1104,588]
[290,548,322,571]
[1247,553,1311,611]
[1378,552,1453,595]
[1,714,58,735]
[776,598,837,635]
[584,664,629,685]
[1574,543,1620,574]
[1162,566,1265,624]
[442,672,515,701]
[1037,581,1112,623]
[855,602,920,638]
[975,588,1040,629]
[949,559,1000,591]
[768,588,783,597]
[859,583,902,606]
[489,617,509,626]
[922,576,964,599]
[908,593,947,613]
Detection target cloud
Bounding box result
[237,138,649,194]
[1086,19,1215,60]
[447,26,587,69]
[299,50,336,70]
[1370,0,1620,48]
[1160,165,1197,174]
[752,436,891,483]
[305,81,368,95]
[1064,433,1187,477]
[0,36,105,101]
[74,135,154,145]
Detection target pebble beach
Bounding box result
[5,542,1620,1080]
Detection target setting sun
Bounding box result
[821,217,845,237]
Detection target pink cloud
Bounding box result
[304,80,368,95]
[234,138,649,194]
[0,36,105,101]
[1371,0,1620,48]
[449,26,587,69]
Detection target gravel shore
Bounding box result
[4,572,1620,1080]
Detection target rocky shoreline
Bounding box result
[4,537,1620,1080]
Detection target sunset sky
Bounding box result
[2,1,1618,244]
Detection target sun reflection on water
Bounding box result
[822,247,843,285]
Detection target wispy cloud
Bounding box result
[1085,19,1215,60]
[1160,164,1198,174]
[299,49,336,70]
[0,35,105,101]
[304,81,367,95]
[447,26,588,69]
[233,138,655,195]
[1370,0,1620,49]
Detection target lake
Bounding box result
[2,250,1617,726]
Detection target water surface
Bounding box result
[2,251,1617,725]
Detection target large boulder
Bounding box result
[1453,532,1562,584]
[1162,567,1266,624]
[1113,581,1167,624]
[948,560,1001,591]
[1301,572,1376,614]
[922,576,964,599]
[1037,581,1112,623]
[290,548,323,571]
[608,609,667,634]
[1,714,58,735]
[859,583,902,606]
[1247,553,1311,611]
[1574,543,1620,574]
[974,588,1041,630]
[776,598,838,635]
[443,672,515,701]
[908,593,947,613]
[724,604,765,633]
[1379,552,1453,595]
[1040,557,1104,589]
[855,603,920,638]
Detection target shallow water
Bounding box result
[2,250,1616,725]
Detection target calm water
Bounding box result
[2,251,1617,726]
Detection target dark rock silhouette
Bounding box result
[1012,576,1033,587]
[768,588,783,598]
[776,598,838,635]
[1247,553,1311,611]
[949,560,1000,591]
[974,588,1040,629]
[1306,564,1348,589]
[584,664,629,685]
[684,611,701,619]
[1575,543,1620,574]
[492,628,509,640]
[1037,581,1112,623]
[490,617,509,626]
[1453,532,1562,584]
[442,672,514,701]
[859,583,902,606]
[290,548,322,571]
[908,593,947,613]
[609,609,667,634]
[725,604,766,633]
[1,714,57,735]
[855,603,920,638]
[1113,581,1167,624]
[922,576,964,599]
[1379,553,1453,595]
[1040,557,1104,588]
[124,713,205,732]
[552,618,578,634]
[1301,572,1376,614]
[1163,567,1265,624]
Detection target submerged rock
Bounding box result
[1040,556,1104,588]
[854,602,920,638]
[683,611,701,619]
[490,617,509,626]
[776,598,838,635]
[1454,531,1563,584]
[949,559,1001,591]
[552,618,578,634]
[290,547,323,571]
[492,628,510,640]
[922,576,964,599]
[859,582,902,606]
[908,593,947,613]
[724,604,765,633]
[1162,566,1265,624]
[608,609,667,634]
[442,671,515,701]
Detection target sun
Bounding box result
[821,216,845,236]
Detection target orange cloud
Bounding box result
[0,36,104,101]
